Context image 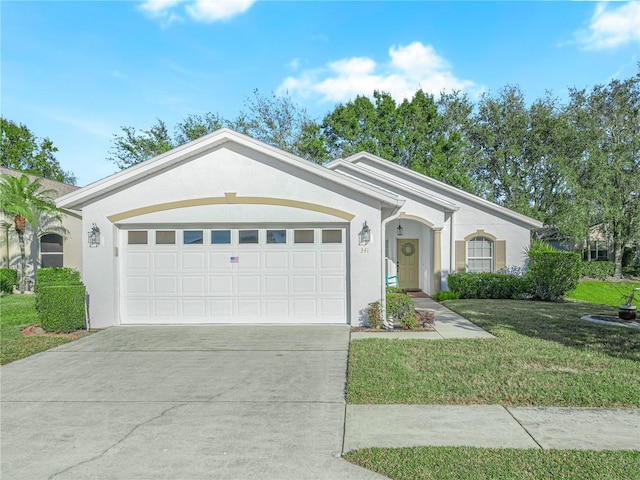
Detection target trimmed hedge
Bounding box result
[36,285,86,333]
[448,272,529,299]
[35,268,82,292]
[528,250,580,301]
[579,261,615,279]
[0,268,18,293]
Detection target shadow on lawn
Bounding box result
[446,299,640,363]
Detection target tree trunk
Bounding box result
[17,231,26,293]
[14,214,27,293]
[613,238,623,279]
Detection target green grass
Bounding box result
[344,446,640,480]
[0,294,75,365]
[567,280,640,307]
[347,299,640,407]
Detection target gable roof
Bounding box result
[326,158,460,213]
[56,128,403,211]
[328,152,543,229]
[0,166,79,199]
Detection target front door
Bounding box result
[397,239,419,290]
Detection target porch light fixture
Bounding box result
[88,223,101,248]
[358,221,371,245]
[397,222,404,236]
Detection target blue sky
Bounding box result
[2,1,639,186]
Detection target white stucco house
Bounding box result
[56,129,542,328]
[1,167,82,288]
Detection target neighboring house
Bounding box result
[57,129,542,328]
[0,167,82,288]
[536,225,640,263]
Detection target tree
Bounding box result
[565,71,640,278]
[108,119,174,170]
[108,91,321,169]
[0,174,61,292]
[1,118,76,185]
[230,90,321,161]
[320,90,472,189]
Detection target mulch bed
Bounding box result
[20,324,92,339]
[351,326,436,332]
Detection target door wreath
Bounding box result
[400,242,416,257]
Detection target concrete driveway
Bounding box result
[1,326,386,480]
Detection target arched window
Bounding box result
[40,234,63,268]
[467,236,493,273]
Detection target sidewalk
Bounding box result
[344,405,640,452]
[346,295,640,454]
[350,295,493,340]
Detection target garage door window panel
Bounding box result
[267,229,286,244]
[239,230,259,244]
[155,230,176,245]
[322,230,342,244]
[294,230,314,244]
[211,230,231,244]
[128,231,148,245]
[184,230,204,245]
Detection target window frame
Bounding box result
[467,236,494,273]
[40,233,64,268]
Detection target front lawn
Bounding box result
[347,299,640,407]
[567,280,640,307]
[344,446,640,480]
[0,294,74,365]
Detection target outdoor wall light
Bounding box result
[358,221,371,245]
[397,221,404,236]
[88,223,101,248]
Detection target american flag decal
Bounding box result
[230,256,239,263]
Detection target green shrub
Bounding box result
[623,265,640,277]
[386,292,416,328]
[0,268,18,293]
[528,250,580,301]
[366,301,384,329]
[433,290,460,301]
[367,291,417,328]
[448,272,528,299]
[37,285,86,333]
[578,261,615,279]
[35,267,82,292]
[386,286,403,294]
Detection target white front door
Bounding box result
[119,226,347,324]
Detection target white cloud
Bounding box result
[575,2,640,50]
[140,0,256,23]
[278,41,476,104]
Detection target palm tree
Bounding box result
[0,174,60,292]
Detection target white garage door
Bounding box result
[119,226,347,324]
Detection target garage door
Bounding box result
[119,226,347,324]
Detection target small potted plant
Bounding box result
[618,288,639,321]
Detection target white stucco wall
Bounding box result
[333,156,537,293]
[79,143,388,327]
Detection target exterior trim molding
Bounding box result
[399,212,435,228]
[433,227,442,293]
[107,194,355,222]
[464,229,498,241]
